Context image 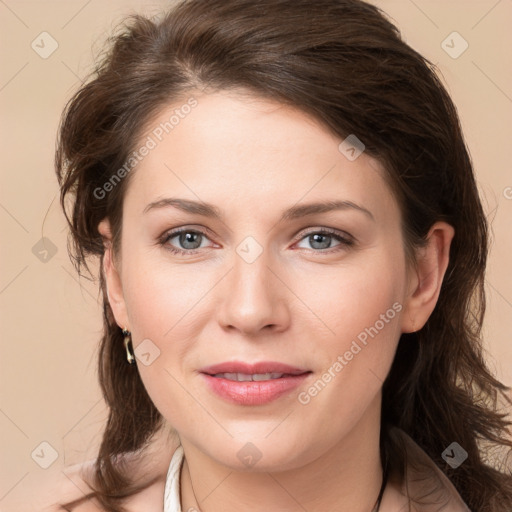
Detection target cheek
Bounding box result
[122,261,200,421]
[298,250,404,334]
[122,251,211,336]
[294,268,403,427]
[295,249,405,382]
[120,254,216,406]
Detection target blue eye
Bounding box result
[159,227,354,255]
[160,229,211,255]
[295,229,354,252]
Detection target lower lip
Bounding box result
[201,373,311,405]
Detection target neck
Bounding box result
[179,394,384,512]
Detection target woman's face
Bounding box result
[103,89,416,470]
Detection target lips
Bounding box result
[200,361,310,376]
[199,361,312,405]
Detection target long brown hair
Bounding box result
[55,0,512,510]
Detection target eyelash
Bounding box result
[158,227,355,256]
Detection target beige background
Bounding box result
[1,0,511,507]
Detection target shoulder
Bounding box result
[1,459,100,512]
[13,435,179,512]
[11,459,167,512]
[381,427,471,512]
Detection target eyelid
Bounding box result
[159,225,355,255]
[292,226,354,244]
[159,225,216,241]
[158,226,217,251]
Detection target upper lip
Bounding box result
[200,361,310,376]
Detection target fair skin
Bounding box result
[95,89,454,512]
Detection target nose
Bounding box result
[217,245,291,337]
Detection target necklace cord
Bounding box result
[186,447,390,512]
[372,445,390,512]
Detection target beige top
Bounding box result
[379,428,472,511]
[10,427,472,511]
[163,428,471,512]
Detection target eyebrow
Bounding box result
[143,198,375,222]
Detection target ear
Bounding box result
[400,221,455,333]
[98,218,130,331]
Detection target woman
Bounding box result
[51,0,512,510]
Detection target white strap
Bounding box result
[163,444,185,512]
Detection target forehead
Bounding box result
[124,90,397,222]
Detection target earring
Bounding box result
[122,328,136,365]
